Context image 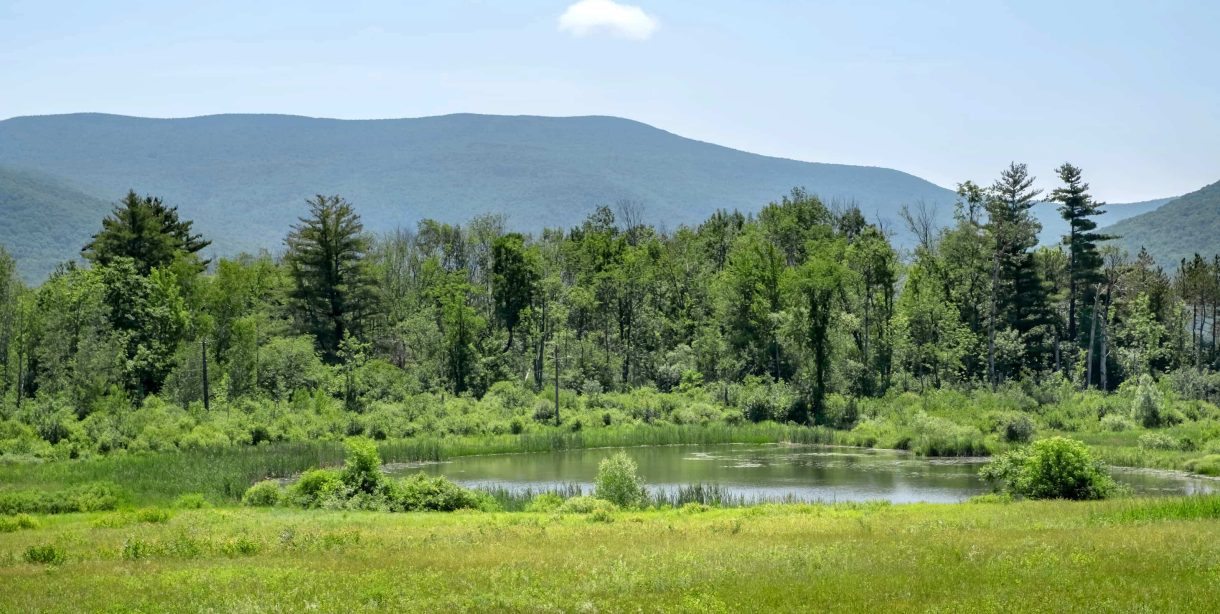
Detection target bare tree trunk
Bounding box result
[1100,304,1108,391]
[988,251,1000,391]
[1086,289,1099,389]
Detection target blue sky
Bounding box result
[1,0,1216,201]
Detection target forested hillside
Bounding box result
[0,112,958,278]
[0,166,112,279]
[1037,196,1175,247]
[2,161,1219,462]
[1105,181,1220,268]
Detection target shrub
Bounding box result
[1133,376,1164,428]
[557,496,619,515]
[1138,432,1181,451]
[221,536,262,557]
[241,480,282,507]
[288,469,345,508]
[122,538,150,560]
[390,473,492,512]
[136,508,172,523]
[24,544,66,565]
[173,493,211,509]
[1099,414,1135,432]
[594,452,647,508]
[995,412,1036,443]
[0,513,38,532]
[0,483,119,515]
[341,437,385,495]
[524,493,564,513]
[979,437,1116,500]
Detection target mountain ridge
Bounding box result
[0,112,1200,281]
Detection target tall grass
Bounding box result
[0,423,848,504]
[1102,495,1220,523]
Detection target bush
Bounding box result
[557,496,619,515]
[0,483,119,515]
[390,473,493,512]
[0,514,38,532]
[241,480,282,507]
[288,468,344,508]
[524,493,565,513]
[122,538,150,560]
[340,437,386,495]
[979,437,1117,500]
[173,493,211,509]
[1138,432,1181,451]
[995,412,1036,443]
[136,508,172,523]
[24,544,66,565]
[594,452,647,508]
[1133,376,1164,428]
[1099,413,1135,432]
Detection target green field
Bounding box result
[3,497,1220,612]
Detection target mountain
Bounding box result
[0,113,959,280]
[1104,180,1220,269]
[0,165,112,280]
[1034,197,1176,247]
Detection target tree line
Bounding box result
[0,162,1217,427]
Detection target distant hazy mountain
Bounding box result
[0,165,111,280]
[0,113,960,279]
[1104,181,1220,269]
[0,112,1197,282]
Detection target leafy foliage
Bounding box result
[980,437,1117,500]
[594,452,647,508]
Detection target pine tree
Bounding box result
[1052,164,1109,345]
[284,195,376,362]
[83,191,211,274]
[985,163,1049,383]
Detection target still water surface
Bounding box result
[386,443,1216,504]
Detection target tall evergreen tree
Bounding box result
[284,195,376,362]
[1052,163,1109,345]
[83,191,210,275]
[985,163,1047,384]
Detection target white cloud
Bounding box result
[558,0,658,40]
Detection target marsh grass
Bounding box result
[0,424,849,504]
[3,500,1220,611]
[1101,494,1220,523]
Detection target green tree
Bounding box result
[491,233,540,351]
[100,258,189,396]
[437,273,485,395]
[284,195,377,363]
[791,239,848,420]
[83,191,210,275]
[1052,164,1109,344]
[985,163,1045,385]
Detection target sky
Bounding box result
[1,0,1217,202]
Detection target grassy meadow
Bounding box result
[3,497,1220,612]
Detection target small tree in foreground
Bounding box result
[594,452,647,508]
[979,436,1116,500]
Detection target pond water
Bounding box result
[386,444,1217,504]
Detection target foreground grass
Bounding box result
[3,497,1220,612]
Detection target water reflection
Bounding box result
[385,443,1215,504]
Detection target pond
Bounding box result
[386,444,1217,504]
